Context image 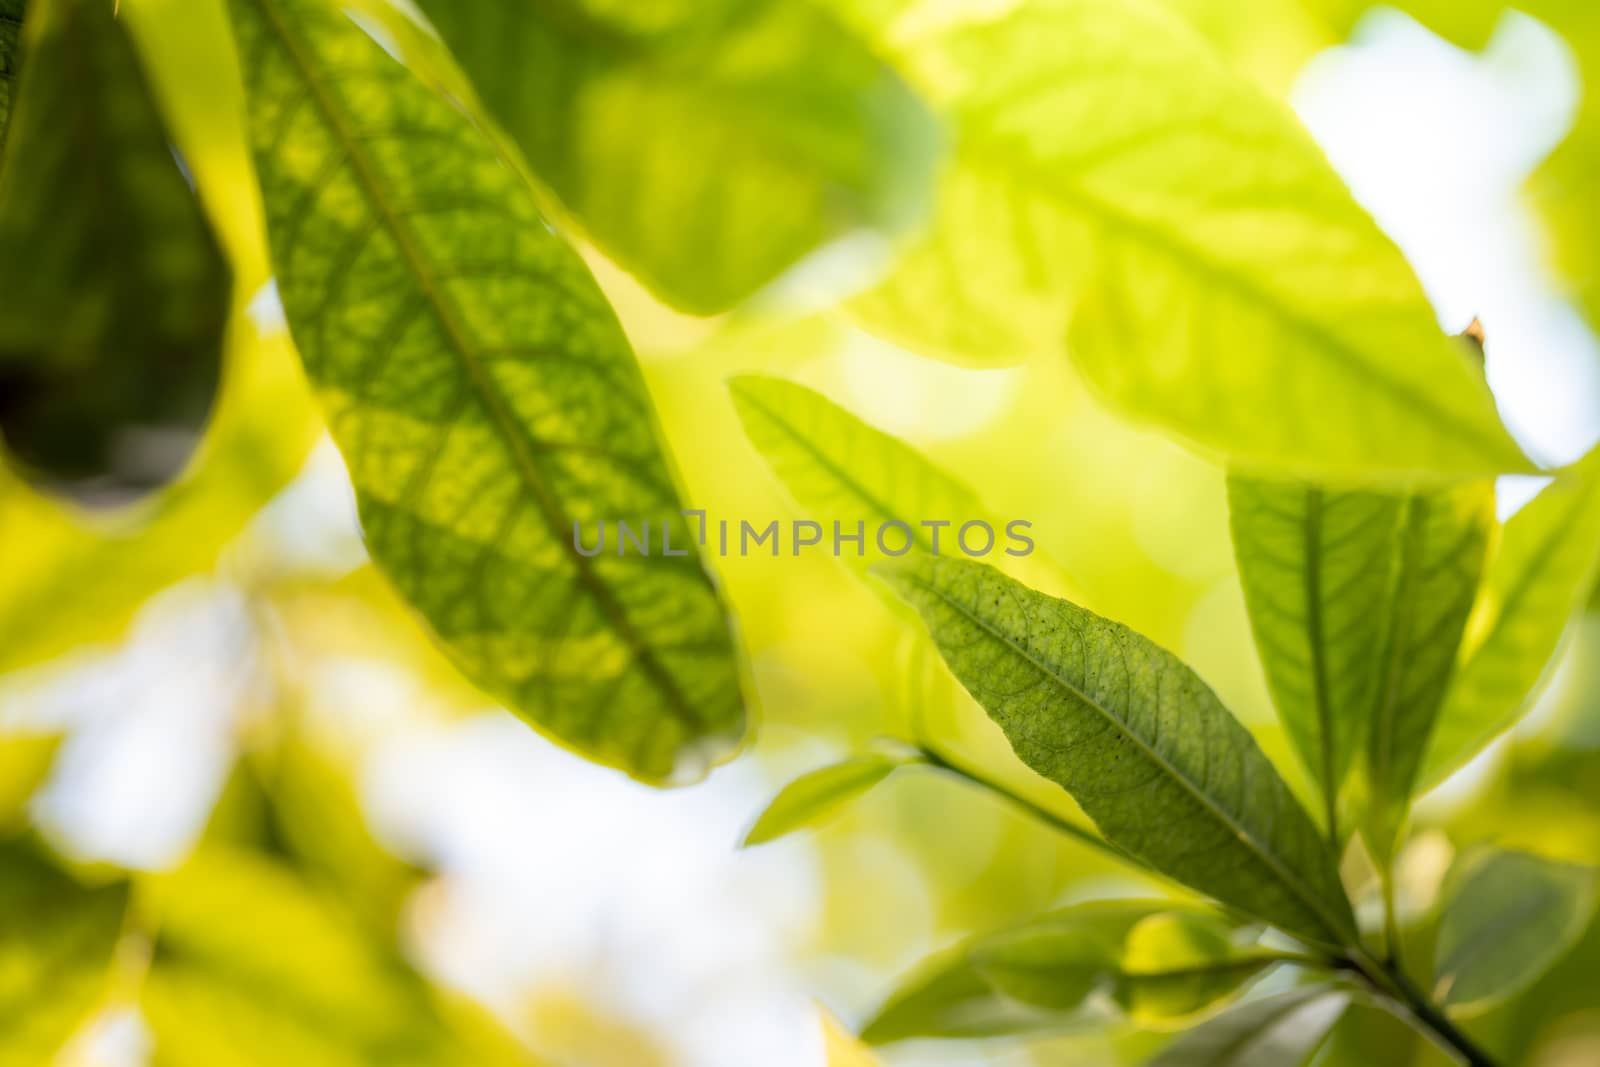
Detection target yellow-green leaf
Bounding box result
[0,0,230,501]
[1433,848,1598,1015]
[0,732,59,830]
[0,841,129,1067]
[414,0,941,314]
[875,556,1357,947]
[854,0,1528,482]
[1421,453,1600,787]
[1146,985,1350,1066]
[743,752,914,846]
[227,0,744,782]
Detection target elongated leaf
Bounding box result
[1422,453,1600,786]
[853,0,1527,481]
[1147,986,1350,1067]
[0,840,129,1066]
[0,0,229,502]
[1433,848,1598,1015]
[227,0,744,782]
[1361,484,1493,855]
[1228,480,1402,812]
[729,375,986,565]
[876,556,1357,947]
[743,752,914,846]
[414,0,940,314]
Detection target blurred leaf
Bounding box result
[228,0,745,782]
[0,0,21,137]
[1146,985,1351,1066]
[1360,484,1493,857]
[875,555,1357,947]
[852,0,1527,482]
[0,0,229,503]
[820,1008,880,1067]
[416,0,940,314]
[143,847,541,1067]
[1228,480,1403,815]
[1433,847,1598,1016]
[1110,912,1278,1024]
[0,731,59,830]
[743,752,915,846]
[0,839,129,1067]
[1422,453,1600,787]
[729,375,984,568]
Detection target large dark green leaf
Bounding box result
[0,0,230,502]
[876,556,1357,947]
[1433,847,1598,1016]
[227,0,744,782]
[1422,452,1600,787]
[413,0,940,314]
[1146,985,1350,1066]
[0,840,129,1066]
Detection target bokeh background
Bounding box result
[3,1,1600,1065]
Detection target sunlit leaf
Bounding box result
[1433,847,1598,1015]
[0,840,129,1067]
[414,0,940,314]
[743,752,915,846]
[1421,453,1600,787]
[853,0,1527,482]
[1146,985,1351,1066]
[875,556,1357,947]
[1359,484,1493,856]
[0,0,230,502]
[227,0,745,782]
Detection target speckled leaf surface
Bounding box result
[227,0,744,782]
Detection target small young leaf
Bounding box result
[1433,847,1598,1015]
[743,753,914,846]
[415,0,940,314]
[853,0,1528,481]
[875,556,1357,948]
[1228,480,1403,812]
[227,0,744,782]
[1146,986,1350,1066]
[1360,485,1493,857]
[1422,452,1600,787]
[0,841,129,1065]
[0,0,230,502]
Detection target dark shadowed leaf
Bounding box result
[0,0,22,137]
[414,0,940,314]
[1146,985,1350,1066]
[0,840,129,1066]
[0,0,230,503]
[743,752,915,846]
[1433,847,1598,1016]
[875,556,1357,947]
[227,0,744,782]
[1423,451,1600,787]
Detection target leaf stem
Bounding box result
[1340,950,1499,1067]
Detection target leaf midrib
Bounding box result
[248,0,702,731]
[896,568,1354,945]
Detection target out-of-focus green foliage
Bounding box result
[415,0,941,314]
[0,0,22,135]
[0,0,230,501]
[0,731,58,829]
[0,839,129,1066]
[743,751,917,846]
[1146,985,1351,1066]
[227,0,745,783]
[1433,847,1598,1016]
[878,555,1356,948]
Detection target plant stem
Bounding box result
[1341,950,1499,1067]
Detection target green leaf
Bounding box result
[729,375,985,567]
[0,731,60,831]
[0,0,22,139]
[1108,912,1278,1023]
[413,0,940,314]
[874,555,1357,947]
[0,840,130,1067]
[853,0,1527,481]
[1421,453,1600,787]
[1433,847,1598,1015]
[142,847,542,1067]
[1146,985,1350,1067]
[1360,484,1493,856]
[1228,480,1403,812]
[743,752,914,846]
[227,0,745,782]
[0,0,230,501]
